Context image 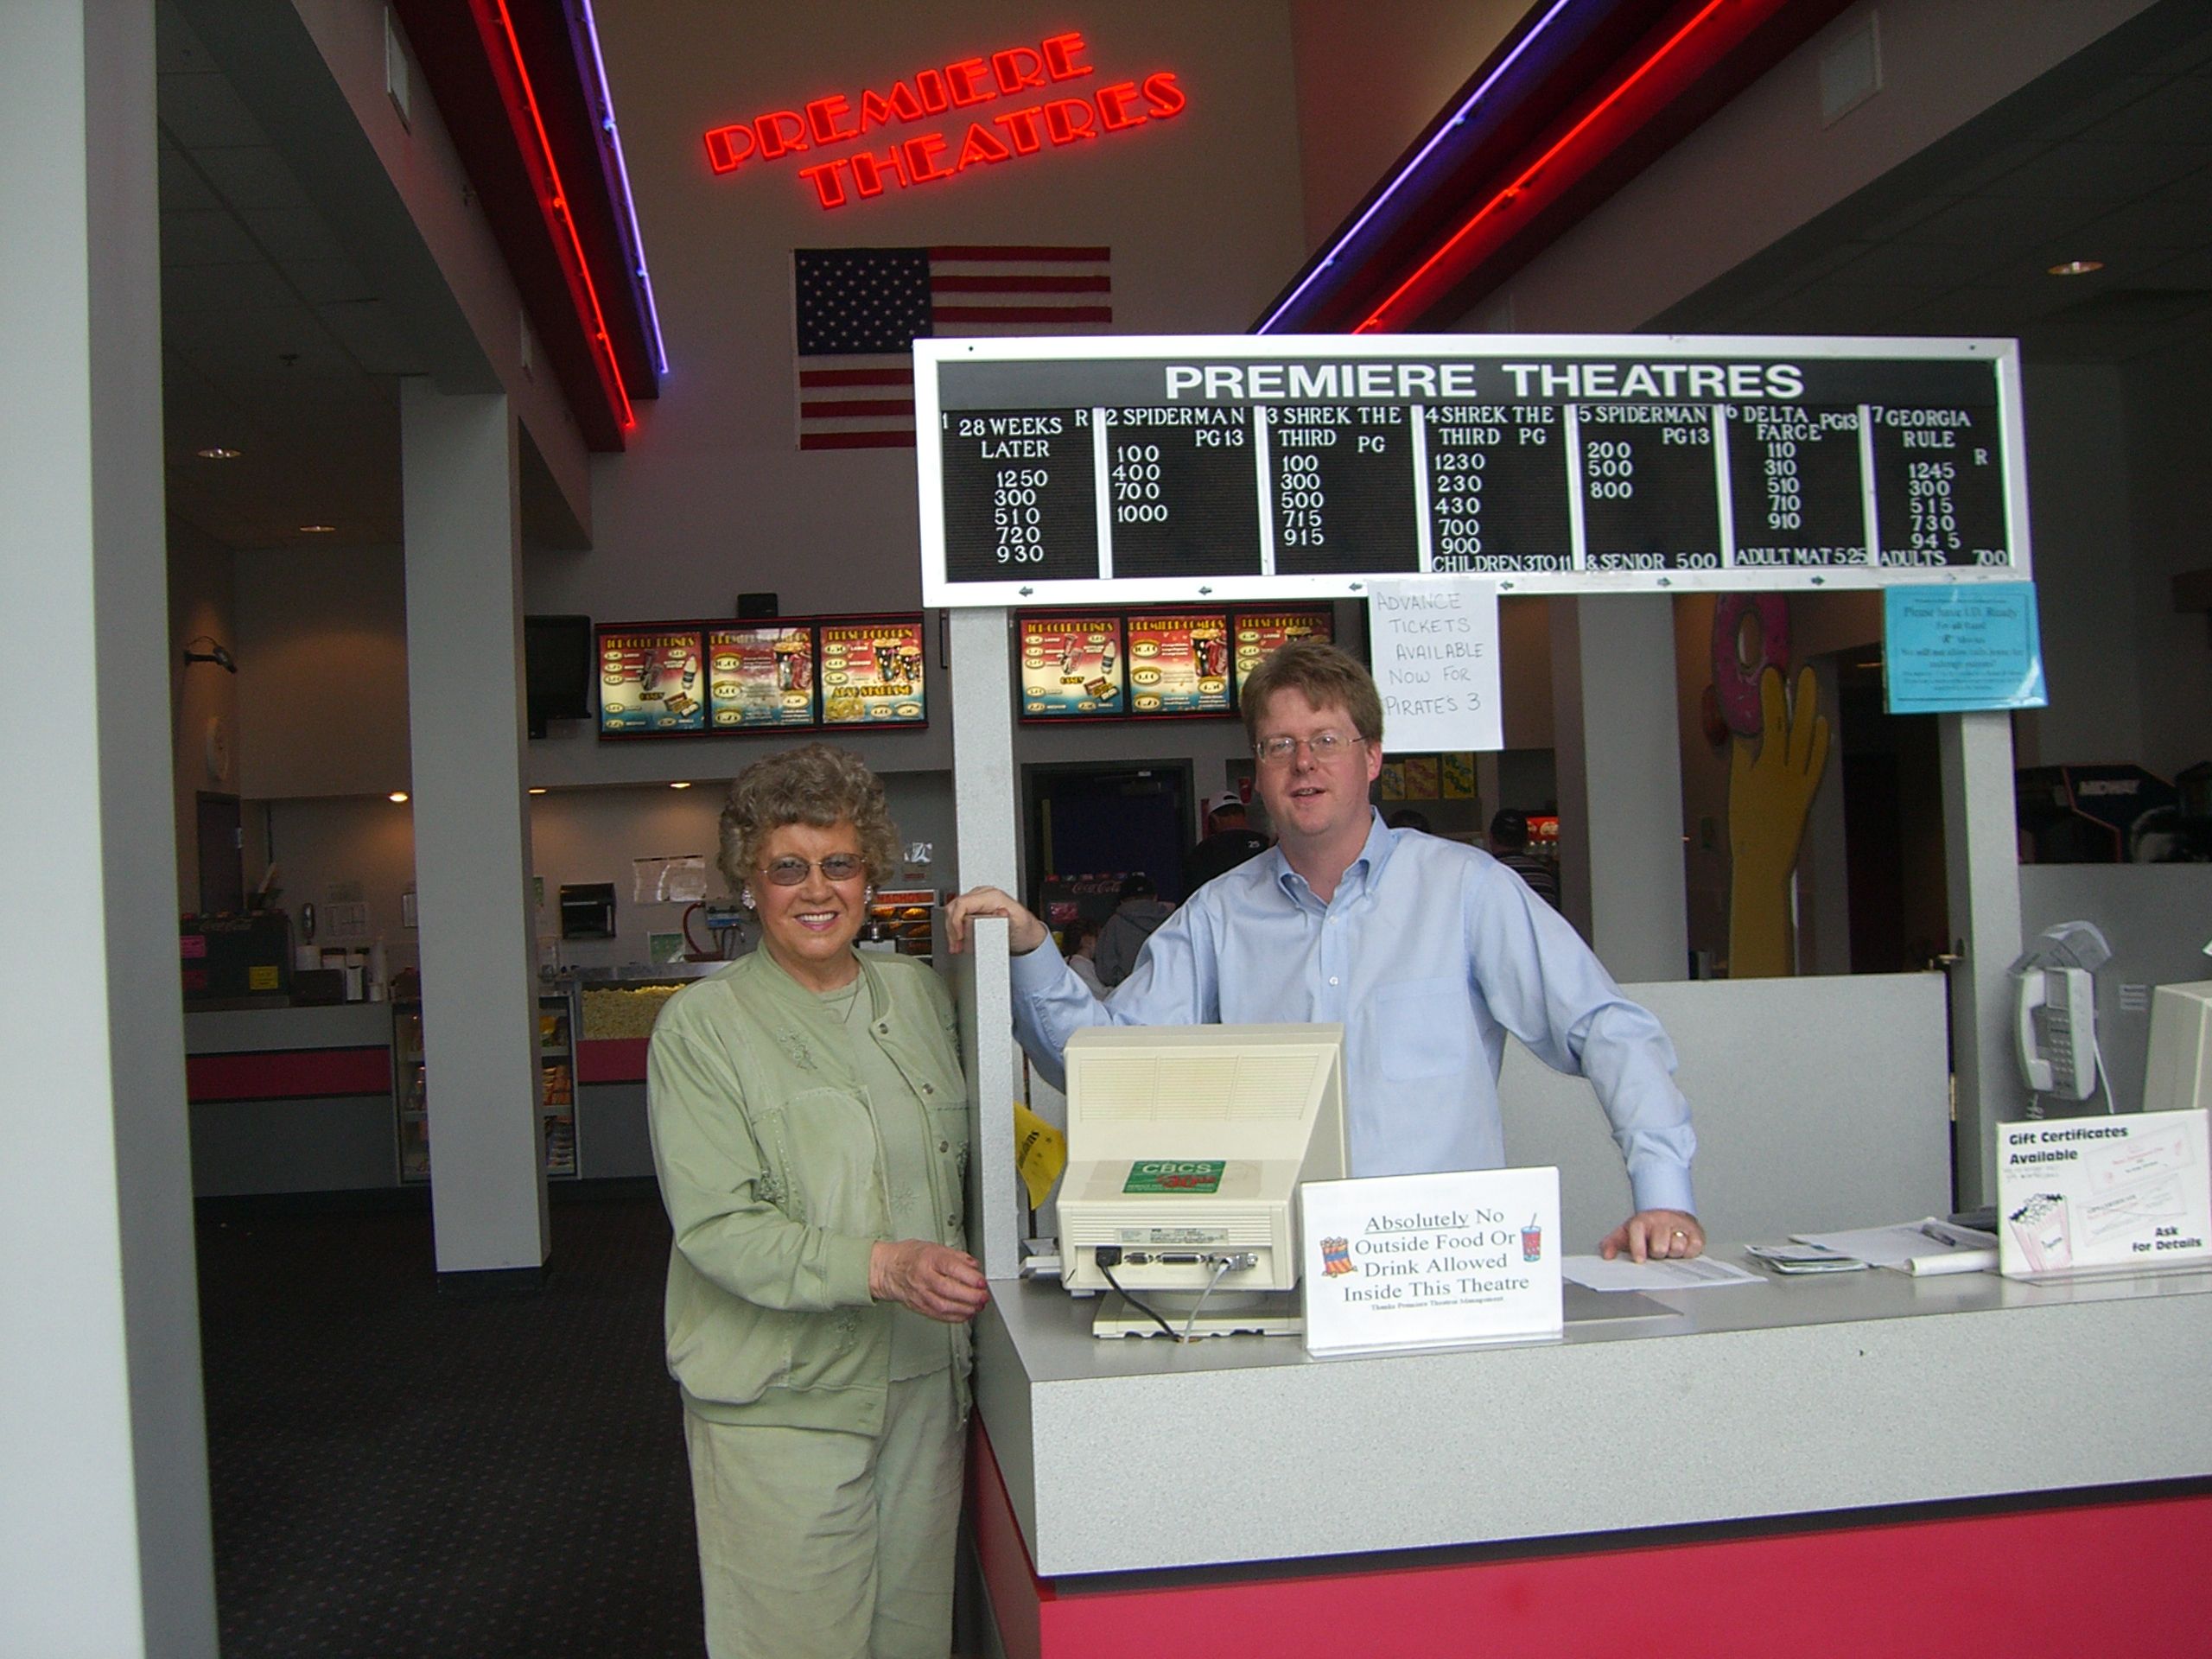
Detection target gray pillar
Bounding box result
[0,2,219,1650]
[401,382,549,1275]
[1942,710,2028,1209]
[949,608,1021,1278]
[1549,595,1690,981]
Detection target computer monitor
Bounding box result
[1057,1023,1346,1294]
[2143,980,2212,1114]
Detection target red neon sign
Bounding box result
[702,31,1187,209]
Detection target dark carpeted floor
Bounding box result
[195,1191,705,1657]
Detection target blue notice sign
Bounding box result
[1883,582,2048,715]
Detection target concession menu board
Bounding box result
[818,620,928,728]
[1125,610,1231,715]
[1231,608,1332,701]
[599,628,707,734]
[1018,614,1124,720]
[706,625,817,729]
[596,614,924,738]
[915,336,2030,607]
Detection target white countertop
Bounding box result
[974,1256,2212,1578]
[184,1002,394,1053]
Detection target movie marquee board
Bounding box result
[597,615,926,738]
[915,335,2031,609]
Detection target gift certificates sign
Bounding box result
[1300,1167,1561,1357]
[1996,1110,2212,1279]
[916,334,2029,607]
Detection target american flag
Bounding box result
[793,245,1112,449]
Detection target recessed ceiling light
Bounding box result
[528,786,548,795]
[2048,258,2104,276]
[298,523,338,534]
[669,780,693,790]
[388,791,410,804]
[195,446,241,460]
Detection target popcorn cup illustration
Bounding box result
[1521,1216,1542,1262]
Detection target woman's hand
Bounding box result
[869,1239,989,1323]
[944,887,1049,956]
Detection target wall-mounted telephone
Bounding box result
[2016,965,2099,1100]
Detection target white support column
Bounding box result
[1549,595,1690,981]
[0,3,219,1651]
[1942,710,2029,1210]
[400,382,549,1277]
[948,608,1023,1279]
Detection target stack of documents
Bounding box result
[1742,1242,1866,1275]
[1785,1218,2001,1275]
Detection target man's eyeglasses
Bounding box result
[1255,731,1365,766]
[757,853,868,887]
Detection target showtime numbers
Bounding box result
[1277,451,1325,547]
[1765,441,1803,531]
[1906,460,1961,551]
[994,467,1047,563]
[1585,439,1634,499]
[1112,442,1167,524]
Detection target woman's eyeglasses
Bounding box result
[756,853,868,887]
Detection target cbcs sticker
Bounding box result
[1131,666,1161,685]
[1132,641,1158,656]
[782,693,808,708]
[894,702,922,717]
[1134,695,1160,711]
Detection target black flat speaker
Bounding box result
[737,591,779,619]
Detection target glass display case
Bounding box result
[393,989,579,1182]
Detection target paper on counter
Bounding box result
[1791,1218,2000,1275]
[1563,1254,1762,1292]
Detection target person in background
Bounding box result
[1092,871,1172,988]
[1064,914,1107,999]
[1384,807,1431,834]
[1490,808,1562,911]
[948,640,1703,1265]
[1185,791,1272,893]
[647,743,986,1659]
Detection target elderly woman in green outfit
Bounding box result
[648,744,986,1659]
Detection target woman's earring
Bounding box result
[864,885,876,903]
[741,889,756,911]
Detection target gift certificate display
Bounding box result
[1300,1166,1560,1357]
[1996,1110,2211,1279]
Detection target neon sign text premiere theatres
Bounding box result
[701,31,1185,209]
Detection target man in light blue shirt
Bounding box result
[949,641,1703,1263]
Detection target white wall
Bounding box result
[233,543,410,798]
[1475,0,2163,333]
[2120,334,2212,784]
[168,515,239,909]
[549,1,1305,630]
[1285,0,1530,253]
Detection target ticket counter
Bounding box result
[970,1266,2212,1655]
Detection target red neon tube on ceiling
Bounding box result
[486,0,637,430]
[1358,0,1772,333]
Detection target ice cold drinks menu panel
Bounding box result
[918,340,2026,605]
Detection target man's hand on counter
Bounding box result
[1599,1209,1705,1263]
[944,887,1049,956]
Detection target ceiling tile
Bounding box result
[2074,73,2212,146]
[193,145,311,213]
[240,206,348,264]
[1978,140,2212,200]
[157,71,269,149]
[160,209,260,269]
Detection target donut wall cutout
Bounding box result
[918,334,2030,610]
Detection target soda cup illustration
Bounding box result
[1521,1216,1541,1262]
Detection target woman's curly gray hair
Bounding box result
[717,743,901,899]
